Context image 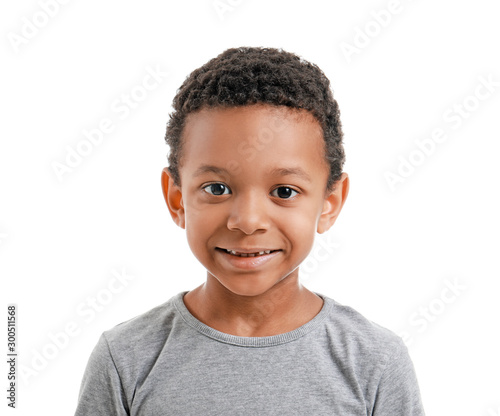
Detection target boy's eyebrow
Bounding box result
[269,167,312,183]
[193,164,312,182]
[192,165,228,178]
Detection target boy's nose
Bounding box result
[226,192,271,235]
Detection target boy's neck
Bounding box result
[182,274,324,337]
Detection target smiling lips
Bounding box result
[217,247,280,257]
[216,247,282,270]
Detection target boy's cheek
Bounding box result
[183,198,208,218]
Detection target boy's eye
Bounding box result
[271,186,298,199]
[203,183,231,196]
[202,184,298,199]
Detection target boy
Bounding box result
[75,46,425,415]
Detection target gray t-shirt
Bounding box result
[75,291,425,415]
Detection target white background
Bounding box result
[1,0,499,414]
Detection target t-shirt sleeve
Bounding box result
[74,333,130,416]
[372,339,426,415]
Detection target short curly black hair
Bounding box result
[164,46,345,193]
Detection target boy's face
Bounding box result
[162,104,348,297]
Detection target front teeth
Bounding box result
[225,249,271,257]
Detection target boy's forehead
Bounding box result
[179,104,328,182]
[183,105,322,148]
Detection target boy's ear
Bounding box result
[161,168,185,229]
[317,172,349,234]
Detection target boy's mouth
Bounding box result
[216,247,280,258]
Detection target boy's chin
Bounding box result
[208,272,292,299]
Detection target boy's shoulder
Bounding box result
[327,295,402,343]
[323,294,407,371]
[102,292,180,346]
